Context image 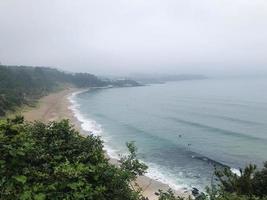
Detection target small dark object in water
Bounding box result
[187,143,192,146]
[192,187,199,196]
[178,134,182,138]
[155,192,160,196]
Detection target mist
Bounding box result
[0,0,267,76]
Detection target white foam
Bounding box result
[68,90,120,160]
[68,90,190,192]
[145,162,191,192]
[230,168,241,176]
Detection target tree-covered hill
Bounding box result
[0,65,140,116]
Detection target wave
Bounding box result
[68,91,120,160]
[67,91,241,193]
[175,96,267,110]
[121,121,230,168]
[145,162,190,191]
[165,107,262,126]
[168,117,264,141]
[230,168,241,176]
[187,112,262,126]
[68,91,194,191]
[68,91,101,135]
[191,154,227,168]
[205,114,262,126]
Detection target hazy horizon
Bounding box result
[1,0,267,76]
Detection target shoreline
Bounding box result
[23,87,188,200]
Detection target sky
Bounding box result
[0,0,267,76]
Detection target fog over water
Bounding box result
[1,0,267,192]
[0,0,267,76]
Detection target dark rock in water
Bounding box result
[192,187,199,196]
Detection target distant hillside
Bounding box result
[128,74,208,84]
[0,65,140,116]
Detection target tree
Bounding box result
[0,116,147,200]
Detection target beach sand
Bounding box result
[23,87,187,200]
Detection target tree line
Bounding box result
[0,65,140,116]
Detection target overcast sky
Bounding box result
[0,0,267,75]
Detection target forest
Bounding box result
[0,65,140,116]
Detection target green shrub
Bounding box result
[0,116,147,200]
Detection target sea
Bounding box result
[68,77,267,191]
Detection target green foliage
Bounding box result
[210,164,267,198]
[0,65,107,116]
[158,189,186,200]
[0,65,140,117]
[208,192,267,200]
[120,142,148,179]
[0,116,147,200]
[0,115,266,200]
[252,162,267,197]
[158,163,267,200]
[214,164,257,196]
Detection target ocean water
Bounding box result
[69,77,267,191]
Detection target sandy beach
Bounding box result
[22,87,187,200]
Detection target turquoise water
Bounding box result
[70,78,267,190]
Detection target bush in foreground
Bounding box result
[206,163,267,200]
[1,116,267,200]
[158,162,267,200]
[0,116,147,200]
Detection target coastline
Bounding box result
[23,87,187,200]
